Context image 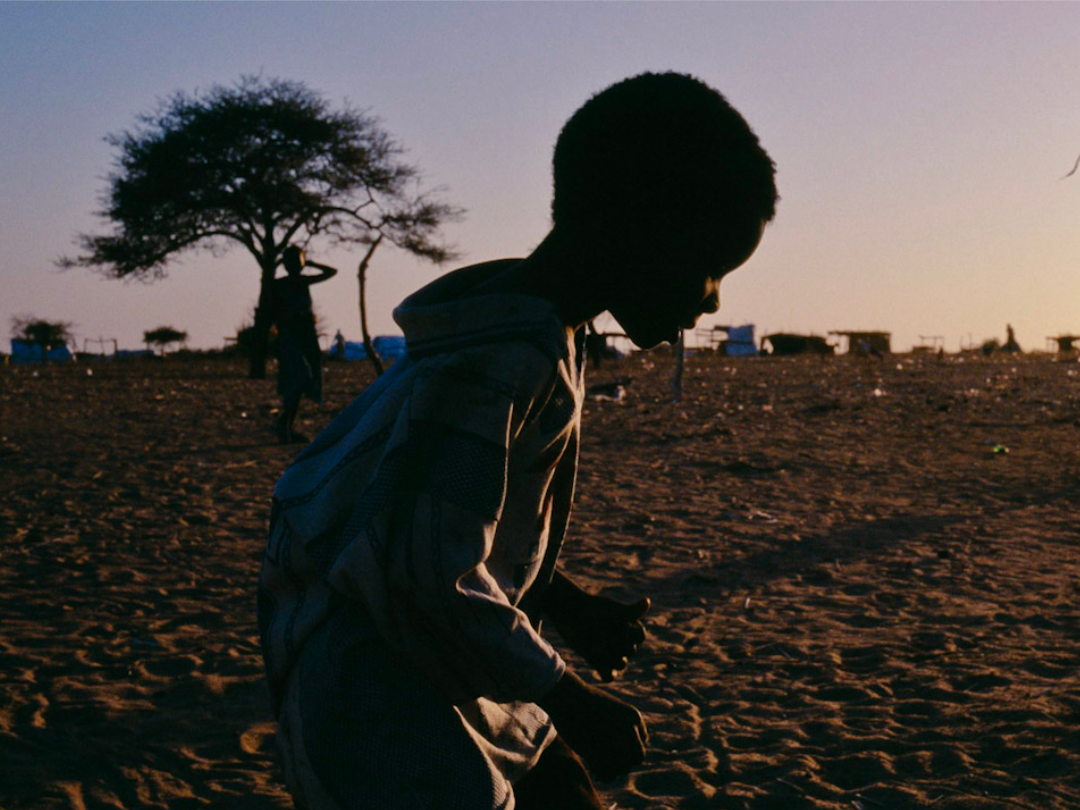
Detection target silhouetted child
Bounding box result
[258,72,777,809]
[269,246,337,443]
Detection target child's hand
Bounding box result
[538,670,648,780]
[543,572,650,681]
[564,593,649,681]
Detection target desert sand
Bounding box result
[1,351,1078,809]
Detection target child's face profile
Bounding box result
[608,218,765,349]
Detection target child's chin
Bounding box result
[613,317,678,350]
[629,330,676,351]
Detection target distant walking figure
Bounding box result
[1003,323,1021,353]
[331,329,347,360]
[270,246,337,443]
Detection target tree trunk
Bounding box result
[357,235,385,377]
[249,261,277,379]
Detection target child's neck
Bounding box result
[475,230,607,333]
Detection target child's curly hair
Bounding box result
[552,72,778,241]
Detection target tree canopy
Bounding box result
[62,75,461,375]
[11,316,74,352]
[143,326,188,354]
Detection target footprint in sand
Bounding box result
[630,765,715,804]
[820,751,895,791]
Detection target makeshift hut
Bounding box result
[762,333,834,356]
[829,330,891,356]
[1047,335,1080,353]
[912,335,944,354]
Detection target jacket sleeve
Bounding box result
[327,347,566,705]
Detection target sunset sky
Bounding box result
[3,2,1079,354]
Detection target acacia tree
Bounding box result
[62,75,461,378]
[10,316,74,362]
[143,326,188,355]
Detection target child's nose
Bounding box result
[701,280,720,314]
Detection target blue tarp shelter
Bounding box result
[327,336,408,362]
[371,336,406,361]
[694,324,758,356]
[723,325,757,357]
[328,340,368,361]
[10,339,73,364]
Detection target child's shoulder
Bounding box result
[416,336,560,408]
[398,265,572,391]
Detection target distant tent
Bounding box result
[371,336,407,361]
[327,336,407,362]
[762,333,834,356]
[328,340,369,361]
[694,324,758,356]
[722,324,757,357]
[10,339,73,364]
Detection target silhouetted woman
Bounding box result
[270,246,337,443]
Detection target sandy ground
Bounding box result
[1,351,1079,809]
